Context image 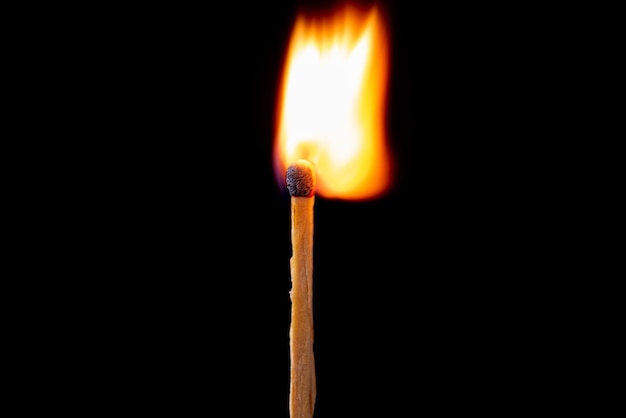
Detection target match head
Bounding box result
[286,160,316,197]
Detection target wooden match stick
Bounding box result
[286,159,316,418]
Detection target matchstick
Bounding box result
[286,159,316,418]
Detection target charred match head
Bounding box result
[286,160,316,197]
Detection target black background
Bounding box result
[36,0,569,415]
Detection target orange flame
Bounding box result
[274,4,392,200]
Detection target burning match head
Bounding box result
[286,160,316,197]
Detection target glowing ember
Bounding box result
[274,4,392,200]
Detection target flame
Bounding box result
[274,3,392,200]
